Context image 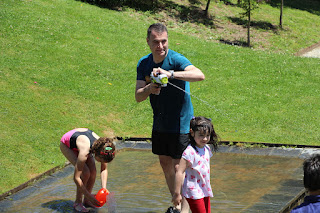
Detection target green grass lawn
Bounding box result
[0,0,319,194]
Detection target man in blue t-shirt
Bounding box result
[135,23,205,211]
[291,154,320,213]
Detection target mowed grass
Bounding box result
[0,0,319,194]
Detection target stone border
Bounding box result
[122,137,320,148]
[279,189,307,213]
[117,140,320,159]
[0,162,70,202]
[120,138,320,157]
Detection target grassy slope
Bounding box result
[0,0,319,193]
[134,0,320,53]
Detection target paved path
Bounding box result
[298,42,320,58]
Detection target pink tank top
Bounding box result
[60,129,77,148]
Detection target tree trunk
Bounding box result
[279,0,283,28]
[247,0,251,47]
[205,0,211,17]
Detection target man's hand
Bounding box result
[152,67,171,78]
[150,82,161,95]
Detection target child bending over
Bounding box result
[60,128,115,212]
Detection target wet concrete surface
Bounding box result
[0,142,319,213]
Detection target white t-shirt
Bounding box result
[182,144,213,199]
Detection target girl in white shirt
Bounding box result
[172,116,219,213]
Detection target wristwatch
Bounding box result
[169,70,174,80]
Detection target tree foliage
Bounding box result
[238,0,270,46]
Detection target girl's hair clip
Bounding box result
[192,116,195,119]
[100,151,108,155]
[100,147,113,155]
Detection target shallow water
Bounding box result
[0,148,304,212]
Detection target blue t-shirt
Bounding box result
[137,49,193,134]
[291,195,320,213]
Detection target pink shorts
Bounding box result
[60,129,77,148]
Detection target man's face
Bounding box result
[147,30,168,60]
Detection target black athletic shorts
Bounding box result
[151,131,189,159]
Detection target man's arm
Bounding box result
[173,65,205,82]
[135,80,161,102]
[152,65,205,82]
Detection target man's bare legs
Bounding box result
[159,155,189,213]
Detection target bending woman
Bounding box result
[60,128,115,212]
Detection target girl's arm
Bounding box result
[74,155,92,197]
[172,158,188,206]
[100,162,108,189]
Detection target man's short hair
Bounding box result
[303,154,320,191]
[147,23,168,39]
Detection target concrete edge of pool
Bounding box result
[116,140,320,160]
[1,140,319,212]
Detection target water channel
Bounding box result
[1,142,317,213]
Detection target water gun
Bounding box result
[95,188,110,207]
[150,72,168,87]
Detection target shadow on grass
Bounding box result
[221,0,320,16]
[78,0,217,28]
[267,0,320,16]
[228,17,279,32]
[221,0,238,6]
[219,39,250,48]
[78,0,319,28]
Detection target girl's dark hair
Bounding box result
[189,116,219,152]
[91,137,115,163]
